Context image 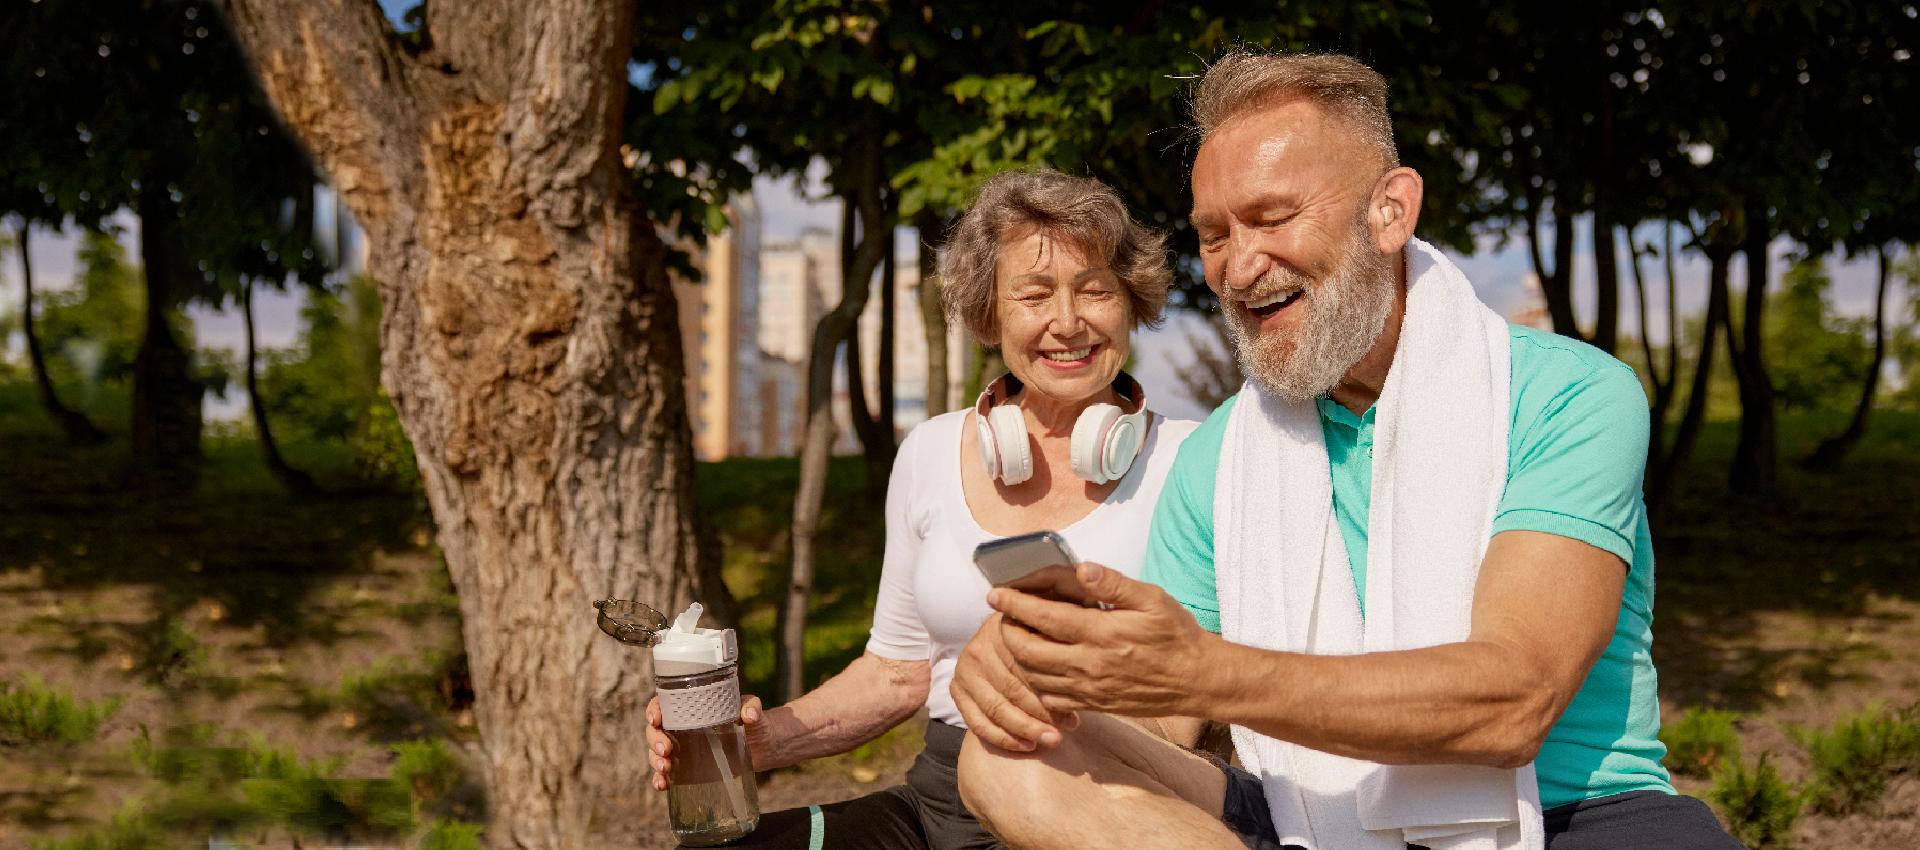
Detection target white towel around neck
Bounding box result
[1214,237,1545,850]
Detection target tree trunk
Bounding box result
[1728,205,1777,494]
[1648,243,1732,520]
[133,187,204,491]
[1591,211,1619,354]
[1663,223,1681,396]
[1629,229,1671,475]
[913,211,950,416]
[779,138,887,706]
[15,224,105,444]
[1591,81,1618,354]
[220,2,709,845]
[242,278,318,494]
[841,195,887,467]
[1524,183,1580,339]
[1806,245,1892,468]
[879,223,896,441]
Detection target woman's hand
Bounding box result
[950,612,1076,752]
[647,694,765,791]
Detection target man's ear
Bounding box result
[1369,166,1424,255]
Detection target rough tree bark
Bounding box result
[1806,245,1893,468]
[1726,202,1777,494]
[219,2,710,846]
[779,136,887,705]
[15,224,105,444]
[133,187,205,490]
[242,278,318,495]
[913,211,950,415]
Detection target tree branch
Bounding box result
[218,0,440,232]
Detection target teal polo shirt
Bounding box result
[1143,324,1673,810]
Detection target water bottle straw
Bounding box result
[709,729,751,818]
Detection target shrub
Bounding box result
[0,676,119,746]
[32,805,167,850]
[417,819,486,850]
[1709,753,1804,850]
[1660,707,1743,777]
[392,739,465,808]
[1795,701,1920,815]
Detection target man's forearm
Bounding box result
[1190,634,1565,768]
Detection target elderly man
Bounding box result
[948,52,1739,850]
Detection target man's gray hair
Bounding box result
[1190,51,1400,169]
[940,168,1171,344]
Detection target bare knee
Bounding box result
[957,733,1084,847]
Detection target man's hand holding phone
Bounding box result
[952,532,1098,751]
[954,531,1218,747]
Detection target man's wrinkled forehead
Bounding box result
[1189,100,1369,218]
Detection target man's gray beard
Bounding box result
[1221,224,1396,403]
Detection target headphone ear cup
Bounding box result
[988,405,1033,485]
[1070,404,1122,483]
[975,414,1001,480]
[1102,413,1146,483]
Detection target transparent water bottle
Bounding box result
[593,599,759,846]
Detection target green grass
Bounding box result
[0,675,119,746]
[118,725,475,846]
[695,455,887,698]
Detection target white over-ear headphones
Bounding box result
[973,372,1150,486]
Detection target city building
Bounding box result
[673,196,763,460]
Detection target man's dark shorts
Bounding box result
[1207,756,1743,850]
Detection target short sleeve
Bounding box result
[1142,405,1230,634]
[1492,363,1649,565]
[864,424,933,659]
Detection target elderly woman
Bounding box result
[646,168,1198,849]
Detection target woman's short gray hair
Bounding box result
[939,168,1171,344]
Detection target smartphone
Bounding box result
[973,530,1078,587]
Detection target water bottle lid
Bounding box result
[652,602,738,675]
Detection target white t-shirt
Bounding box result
[864,408,1200,727]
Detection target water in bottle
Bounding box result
[650,603,759,846]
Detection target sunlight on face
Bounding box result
[992,227,1132,405]
[1191,100,1396,401]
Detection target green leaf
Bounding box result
[753,66,787,93]
[653,80,684,115]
